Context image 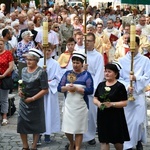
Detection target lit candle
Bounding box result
[130,23,136,50]
[43,21,48,45]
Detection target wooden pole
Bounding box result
[82,0,87,63]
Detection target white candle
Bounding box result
[130,24,136,50]
[43,21,48,45]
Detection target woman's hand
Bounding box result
[93,97,102,108]
[103,102,112,108]
[128,86,134,93]
[0,75,5,79]
[68,84,76,92]
[24,97,34,103]
[18,89,25,98]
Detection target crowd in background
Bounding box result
[0,1,150,150]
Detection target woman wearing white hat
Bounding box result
[17,48,48,150]
[58,51,94,150]
[93,62,130,150]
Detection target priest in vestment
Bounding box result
[103,19,121,62]
[115,33,130,61]
[95,23,111,65]
[136,26,150,55]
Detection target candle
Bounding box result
[130,23,136,50]
[43,21,48,45]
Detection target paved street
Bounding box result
[0,92,150,150]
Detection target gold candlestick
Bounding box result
[42,19,48,70]
[128,22,136,101]
[82,0,87,63]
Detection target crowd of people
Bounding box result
[0,1,150,150]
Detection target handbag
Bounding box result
[0,76,14,90]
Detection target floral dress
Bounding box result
[94,81,130,144]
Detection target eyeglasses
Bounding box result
[86,40,94,42]
[46,50,52,52]
[54,26,59,28]
[26,59,36,61]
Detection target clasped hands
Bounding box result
[66,83,78,93]
[99,102,112,108]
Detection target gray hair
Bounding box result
[4,19,11,24]
[21,31,30,39]
[11,21,19,27]
[26,53,40,62]
[86,24,95,29]
[0,3,5,7]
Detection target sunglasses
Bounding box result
[54,26,59,28]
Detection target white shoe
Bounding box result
[2,119,8,126]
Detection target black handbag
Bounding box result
[0,76,14,90]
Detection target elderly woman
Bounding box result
[4,19,12,26]
[52,23,61,56]
[0,38,14,125]
[17,30,35,78]
[58,51,94,150]
[11,21,20,39]
[17,48,48,150]
[93,63,130,150]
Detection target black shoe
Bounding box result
[88,139,96,145]
[126,148,133,150]
[44,135,51,144]
[136,141,143,150]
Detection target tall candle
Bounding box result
[130,23,136,50]
[43,21,48,45]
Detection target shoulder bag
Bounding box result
[0,76,14,90]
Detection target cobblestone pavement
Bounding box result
[0,92,150,150]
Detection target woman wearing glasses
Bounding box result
[17,48,48,150]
